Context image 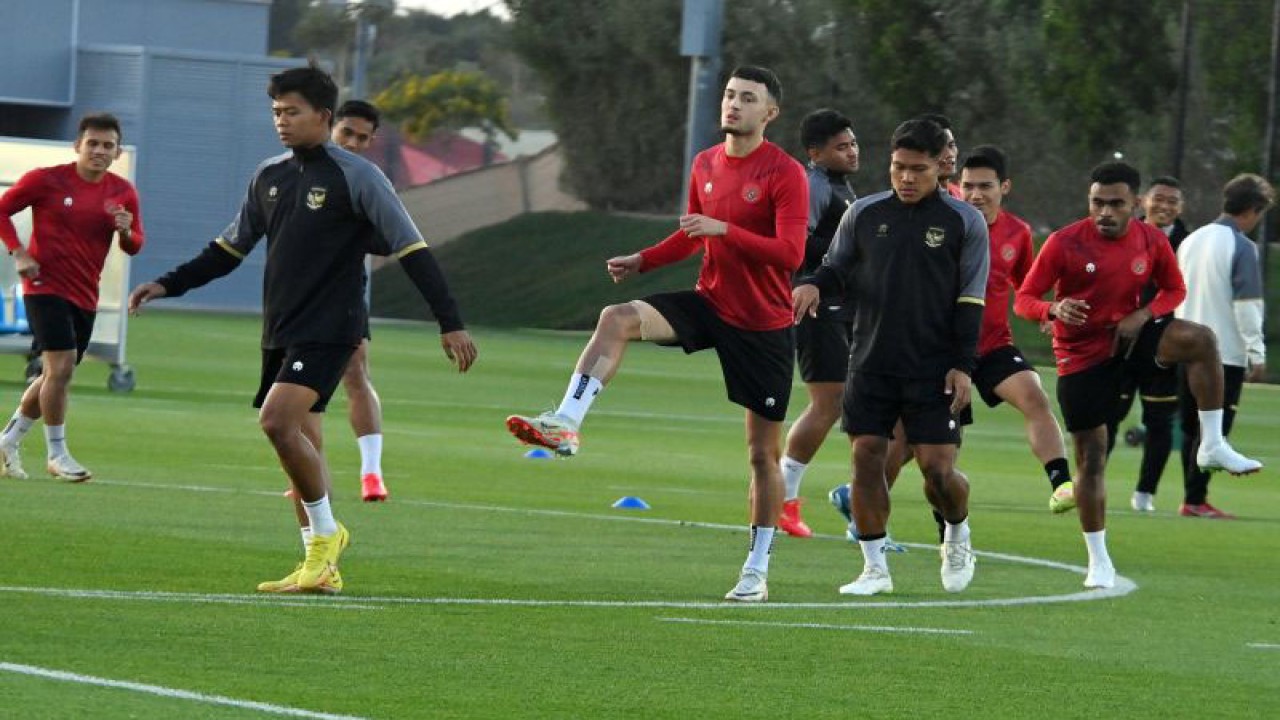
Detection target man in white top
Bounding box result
[1174,173,1275,519]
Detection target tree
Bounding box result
[373,69,517,142]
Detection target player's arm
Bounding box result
[1015,233,1062,322]
[803,171,832,270]
[114,186,145,255]
[716,160,808,270]
[0,170,43,276]
[639,168,706,273]
[951,209,990,375]
[1230,235,1266,374]
[1143,233,1187,317]
[795,196,863,321]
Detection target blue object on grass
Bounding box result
[612,496,650,510]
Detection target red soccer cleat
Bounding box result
[1179,502,1236,519]
[361,473,388,502]
[778,498,813,538]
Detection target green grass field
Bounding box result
[1,311,1278,718]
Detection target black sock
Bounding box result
[932,509,946,543]
[1045,458,1071,489]
[856,531,887,542]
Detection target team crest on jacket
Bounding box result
[1131,257,1147,274]
[306,186,327,210]
[742,183,762,203]
[1001,244,1016,262]
[924,226,946,247]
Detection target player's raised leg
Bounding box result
[994,369,1074,512]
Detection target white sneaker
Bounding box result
[1084,562,1116,589]
[838,565,893,596]
[724,569,768,602]
[1131,491,1156,513]
[505,412,580,457]
[47,453,91,482]
[940,540,976,593]
[0,442,28,480]
[1196,441,1262,476]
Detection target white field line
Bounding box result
[0,662,371,719]
[655,617,974,635]
[1247,643,1280,650]
[0,586,381,611]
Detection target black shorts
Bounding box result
[1059,316,1173,432]
[25,294,96,364]
[842,372,963,445]
[795,315,851,383]
[254,344,357,413]
[642,291,794,422]
[972,345,1035,408]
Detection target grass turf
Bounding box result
[0,310,1277,718]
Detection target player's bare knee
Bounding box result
[258,412,298,447]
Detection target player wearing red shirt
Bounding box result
[506,67,807,602]
[957,147,1075,514]
[0,113,144,483]
[1016,162,1261,589]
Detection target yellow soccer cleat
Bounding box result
[1049,481,1077,514]
[296,523,350,592]
[257,562,345,595]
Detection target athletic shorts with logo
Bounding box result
[843,371,963,445]
[1058,316,1172,433]
[641,290,793,422]
[254,343,357,413]
[795,312,851,383]
[25,294,96,365]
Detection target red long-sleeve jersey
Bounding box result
[0,163,144,311]
[978,210,1034,357]
[1015,217,1185,376]
[639,141,807,331]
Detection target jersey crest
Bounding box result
[924,226,946,248]
[741,182,761,204]
[1000,244,1016,262]
[1131,257,1147,275]
[305,186,327,211]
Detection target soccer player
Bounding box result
[794,118,989,596]
[918,113,962,199]
[0,113,145,482]
[1174,174,1274,519]
[331,99,388,501]
[1015,162,1260,589]
[1110,176,1190,513]
[128,63,476,594]
[505,66,807,603]
[777,108,859,539]
[957,146,1075,512]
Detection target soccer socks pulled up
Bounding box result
[858,534,889,572]
[743,525,775,574]
[1044,457,1071,489]
[1198,409,1225,449]
[780,456,807,501]
[1083,529,1112,568]
[301,496,339,537]
[0,411,35,447]
[356,434,383,476]
[944,517,971,544]
[44,424,68,458]
[555,373,602,427]
[300,526,313,554]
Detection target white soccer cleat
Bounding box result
[0,442,28,480]
[1084,562,1116,589]
[1131,491,1156,513]
[723,569,768,603]
[47,453,92,482]
[838,565,893,596]
[1196,441,1262,476]
[940,540,976,593]
[506,412,580,457]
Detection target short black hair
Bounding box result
[729,65,782,105]
[77,113,122,143]
[336,99,381,131]
[1090,162,1141,194]
[1222,173,1276,215]
[268,60,338,122]
[890,118,948,157]
[1147,176,1181,191]
[799,109,853,150]
[916,112,952,131]
[961,145,1008,182]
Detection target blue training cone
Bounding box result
[524,448,553,459]
[612,496,650,510]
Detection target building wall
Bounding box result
[78,0,270,56]
[0,0,77,105]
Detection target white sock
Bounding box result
[743,525,775,574]
[357,434,383,476]
[300,526,313,553]
[44,424,68,458]
[1083,529,1112,568]
[0,410,35,447]
[1198,409,1225,448]
[859,537,889,572]
[944,518,971,544]
[555,373,602,427]
[780,456,807,501]
[301,496,338,536]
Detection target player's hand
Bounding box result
[12,248,38,280]
[606,254,643,283]
[1246,361,1267,383]
[441,329,477,373]
[679,214,727,238]
[1051,297,1089,326]
[127,282,167,315]
[110,205,133,235]
[1039,320,1053,336]
[1111,307,1153,358]
[944,369,972,415]
[792,284,820,324]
